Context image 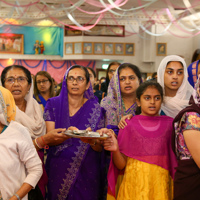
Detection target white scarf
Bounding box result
[157,55,194,118]
[15,81,46,139]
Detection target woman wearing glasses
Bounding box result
[1,65,67,199]
[43,65,105,200]
[34,71,55,112]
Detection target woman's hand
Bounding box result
[43,128,69,146]
[118,114,133,129]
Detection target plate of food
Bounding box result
[64,130,109,140]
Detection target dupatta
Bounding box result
[187,60,200,88]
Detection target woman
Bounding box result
[172,74,200,199]
[0,86,42,200]
[87,67,106,103]
[157,55,193,118]
[1,65,67,198]
[101,63,142,134]
[94,61,120,93]
[44,65,106,200]
[34,71,55,111]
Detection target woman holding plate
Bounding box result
[44,65,106,200]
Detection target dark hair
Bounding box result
[152,72,157,79]
[87,67,96,78]
[191,49,200,63]
[34,71,55,102]
[166,61,183,68]
[68,65,90,84]
[136,81,163,115]
[118,63,142,84]
[1,65,32,86]
[105,61,121,86]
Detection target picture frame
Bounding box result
[83,25,125,37]
[94,43,104,54]
[83,42,93,54]
[104,43,114,55]
[114,43,124,55]
[125,43,134,55]
[0,33,24,54]
[65,43,73,54]
[74,42,82,54]
[156,43,167,56]
[64,26,83,36]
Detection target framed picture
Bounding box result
[104,43,114,55]
[125,43,134,55]
[65,43,73,54]
[83,42,93,54]
[94,43,104,54]
[83,25,125,37]
[74,42,82,54]
[114,43,124,55]
[0,33,24,54]
[64,26,83,36]
[156,43,167,56]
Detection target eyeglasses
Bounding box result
[5,76,28,85]
[36,80,49,84]
[108,69,116,74]
[67,76,85,84]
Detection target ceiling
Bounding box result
[0,0,200,33]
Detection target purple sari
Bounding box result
[44,67,105,200]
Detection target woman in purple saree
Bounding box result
[44,65,105,200]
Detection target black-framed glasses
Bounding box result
[36,80,49,84]
[5,76,28,85]
[67,76,85,84]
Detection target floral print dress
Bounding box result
[174,111,200,160]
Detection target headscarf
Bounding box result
[0,86,16,125]
[157,55,193,118]
[192,74,200,105]
[187,60,200,88]
[15,79,45,139]
[101,65,138,126]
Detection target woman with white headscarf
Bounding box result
[0,86,42,200]
[157,55,194,118]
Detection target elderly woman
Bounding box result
[157,55,193,118]
[1,65,67,198]
[44,65,105,200]
[34,71,55,111]
[0,86,42,200]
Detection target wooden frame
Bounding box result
[64,26,83,36]
[114,43,124,55]
[156,43,167,56]
[104,43,114,55]
[74,42,82,54]
[83,25,125,37]
[125,43,134,55]
[83,42,93,54]
[0,33,24,54]
[94,43,104,55]
[65,42,73,54]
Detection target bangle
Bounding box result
[41,136,49,149]
[14,193,21,200]
[35,138,43,149]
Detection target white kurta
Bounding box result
[0,121,42,200]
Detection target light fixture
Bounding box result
[102,64,109,69]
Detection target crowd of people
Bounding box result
[0,54,200,200]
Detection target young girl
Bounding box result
[102,81,177,200]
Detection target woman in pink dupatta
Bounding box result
[100,81,177,200]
